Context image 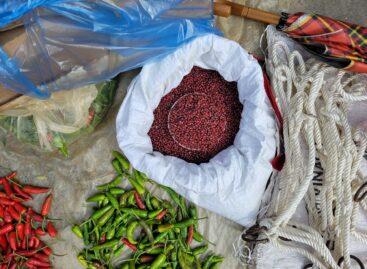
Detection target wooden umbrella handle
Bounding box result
[213,2,232,17]
[214,1,281,25]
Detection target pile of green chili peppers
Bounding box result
[72,151,224,269]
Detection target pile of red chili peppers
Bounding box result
[149,66,243,164]
[0,171,56,268]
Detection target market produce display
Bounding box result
[148,67,243,164]
[0,172,56,268]
[0,79,118,157]
[72,151,223,269]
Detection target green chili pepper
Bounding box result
[102,198,109,206]
[195,258,202,269]
[192,245,208,256]
[193,231,204,243]
[151,197,160,209]
[181,227,188,241]
[150,254,166,269]
[94,227,100,242]
[133,170,145,186]
[162,187,188,217]
[112,151,130,171]
[77,255,88,268]
[91,205,113,221]
[127,176,145,195]
[119,191,132,206]
[148,209,163,219]
[112,214,124,227]
[203,255,223,269]
[83,224,90,245]
[72,225,83,239]
[178,249,194,269]
[121,208,148,218]
[87,193,106,203]
[145,193,153,211]
[112,159,124,174]
[129,260,136,269]
[189,206,198,230]
[127,192,136,206]
[98,208,115,227]
[113,244,125,257]
[177,237,189,252]
[106,192,120,211]
[90,239,119,251]
[106,227,115,240]
[157,224,173,233]
[139,220,154,242]
[161,200,175,217]
[168,230,176,240]
[109,187,125,196]
[97,175,123,191]
[127,221,139,244]
[151,231,169,245]
[147,247,164,255]
[119,262,129,269]
[116,225,126,237]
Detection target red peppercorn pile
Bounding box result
[148,66,243,163]
[0,171,56,268]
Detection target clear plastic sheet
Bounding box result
[0,0,216,98]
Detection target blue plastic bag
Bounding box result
[0,0,217,98]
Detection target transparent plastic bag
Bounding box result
[0,79,118,156]
[0,0,216,98]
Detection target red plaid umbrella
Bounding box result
[214,2,367,73]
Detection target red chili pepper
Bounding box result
[8,206,20,221]
[16,223,25,241]
[21,237,26,250]
[46,222,57,238]
[22,185,49,195]
[9,263,16,269]
[0,192,6,198]
[10,195,26,203]
[0,224,13,235]
[41,194,52,216]
[9,231,17,251]
[121,238,137,252]
[35,228,46,236]
[25,211,31,238]
[26,258,51,267]
[134,191,146,210]
[15,250,37,257]
[140,255,155,263]
[186,225,194,245]
[42,246,52,256]
[2,180,13,197]
[0,198,15,206]
[33,253,49,262]
[30,212,43,223]
[13,203,27,215]
[0,206,4,220]
[0,235,7,250]
[12,185,32,201]
[30,236,40,249]
[156,209,167,220]
[3,210,12,223]
[0,264,6,269]
[5,172,17,180]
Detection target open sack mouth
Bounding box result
[116,34,277,226]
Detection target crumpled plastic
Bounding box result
[0,0,217,98]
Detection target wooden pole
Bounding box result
[214,1,281,25]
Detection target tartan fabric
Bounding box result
[280,12,367,73]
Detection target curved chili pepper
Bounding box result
[3,210,12,223]
[12,185,32,201]
[134,191,146,210]
[46,222,57,238]
[2,180,13,197]
[9,232,17,251]
[0,224,13,235]
[0,235,7,250]
[30,212,43,223]
[126,221,139,244]
[156,209,167,221]
[96,176,122,191]
[13,203,27,214]
[112,151,130,171]
[150,254,167,269]
[127,176,145,195]
[26,258,51,267]
[86,193,106,203]
[35,227,46,236]
[42,246,52,256]
[90,239,119,251]
[16,223,25,241]
[186,225,194,245]
[8,206,20,221]
[33,253,50,263]
[22,185,50,195]
[0,198,15,206]
[71,226,83,239]
[41,194,53,216]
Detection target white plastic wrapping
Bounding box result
[116,34,276,226]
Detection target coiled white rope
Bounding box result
[246,41,367,268]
